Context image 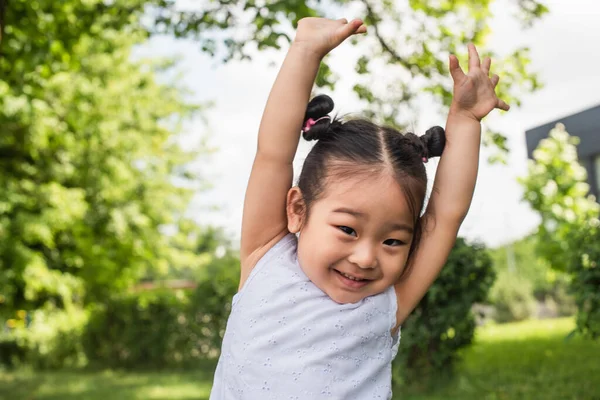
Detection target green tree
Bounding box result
[520,124,600,338]
[3,1,548,162]
[150,0,548,162]
[0,0,208,313]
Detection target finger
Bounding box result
[468,43,480,72]
[491,74,499,88]
[449,54,466,82]
[343,19,366,36]
[354,23,367,34]
[497,98,510,111]
[337,18,348,24]
[482,57,491,76]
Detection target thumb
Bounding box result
[496,98,510,111]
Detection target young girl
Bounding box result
[210,17,508,399]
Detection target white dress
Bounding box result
[210,234,400,400]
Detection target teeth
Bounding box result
[340,271,364,281]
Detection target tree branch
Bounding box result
[361,0,410,69]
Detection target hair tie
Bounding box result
[422,156,428,163]
[303,116,330,132]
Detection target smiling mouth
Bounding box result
[335,270,368,281]
[333,269,372,288]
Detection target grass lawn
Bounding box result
[396,317,600,400]
[1,317,599,400]
[0,367,215,400]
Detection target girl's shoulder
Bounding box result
[238,232,297,291]
[239,231,296,290]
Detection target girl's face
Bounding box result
[287,172,415,304]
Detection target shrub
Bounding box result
[489,236,552,299]
[0,307,88,369]
[550,278,577,317]
[489,271,536,323]
[82,253,239,369]
[488,236,576,317]
[393,237,495,386]
[188,252,240,357]
[83,289,189,369]
[520,124,600,338]
[572,228,600,338]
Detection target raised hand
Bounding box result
[293,17,367,59]
[449,44,510,121]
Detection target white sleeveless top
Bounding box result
[210,234,400,400]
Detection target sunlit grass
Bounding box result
[0,368,214,400]
[397,318,600,400]
[1,318,598,399]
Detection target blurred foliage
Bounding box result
[2,1,548,162]
[489,235,553,298]
[151,0,548,162]
[489,270,536,323]
[83,251,239,370]
[520,124,600,338]
[487,235,576,322]
[0,228,238,370]
[0,0,210,314]
[3,318,599,400]
[0,307,88,369]
[393,237,495,385]
[84,289,197,370]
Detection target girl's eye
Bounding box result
[337,226,357,236]
[384,239,405,247]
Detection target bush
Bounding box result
[550,278,577,317]
[489,236,552,299]
[572,228,600,338]
[0,335,26,369]
[83,253,239,369]
[393,237,495,386]
[488,236,576,318]
[490,271,536,323]
[188,252,240,355]
[520,124,600,338]
[83,289,189,369]
[0,307,88,369]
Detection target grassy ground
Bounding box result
[0,367,215,400]
[396,318,600,400]
[1,317,598,400]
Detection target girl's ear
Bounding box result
[286,187,306,233]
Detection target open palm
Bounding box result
[450,44,509,121]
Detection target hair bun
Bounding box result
[302,94,334,141]
[421,126,446,159]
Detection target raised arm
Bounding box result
[394,44,510,325]
[239,18,367,287]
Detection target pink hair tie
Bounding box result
[303,116,330,132]
[422,157,428,163]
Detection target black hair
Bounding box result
[298,94,445,276]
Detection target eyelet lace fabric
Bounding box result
[210,234,400,400]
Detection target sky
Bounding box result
[141,0,600,249]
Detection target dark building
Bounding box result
[525,104,600,199]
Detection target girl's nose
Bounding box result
[348,240,377,269]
